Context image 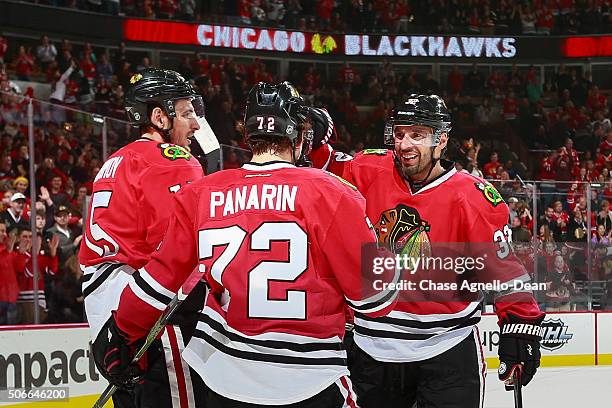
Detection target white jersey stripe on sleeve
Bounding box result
[139,267,176,299]
[128,278,168,311]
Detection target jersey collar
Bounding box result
[400,159,457,195]
[242,161,295,171]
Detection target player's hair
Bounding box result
[248,132,304,156]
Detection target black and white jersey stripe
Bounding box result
[345,267,400,315]
[192,308,346,365]
[183,307,350,405]
[353,301,483,362]
[128,267,176,311]
[354,301,482,338]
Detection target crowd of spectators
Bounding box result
[21,0,612,35]
[0,30,611,321]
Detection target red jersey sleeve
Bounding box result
[461,188,544,326]
[316,183,398,317]
[115,187,200,340]
[139,161,204,252]
[310,144,355,183]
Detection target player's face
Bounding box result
[394,125,446,180]
[170,99,201,147]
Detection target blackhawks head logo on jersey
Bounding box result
[374,204,432,258]
[158,143,191,161]
[474,182,504,207]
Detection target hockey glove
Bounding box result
[498,313,544,389]
[92,313,147,389]
[308,107,336,148]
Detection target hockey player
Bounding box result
[308,95,545,408]
[79,68,206,408]
[93,81,399,407]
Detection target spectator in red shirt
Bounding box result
[80,54,97,81]
[487,70,506,91]
[536,4,554,34]
[577,166,592,183]
[551,200,570,241]
[209,63,223,87]
[338,62,357,91]
[587,85,608,112]
[563,137,581,170]
[382,2,401,32]
[238,0,252,24]
[15,46,35,81]
[0,222,18,325]
[483,151,500,179]
[317,0,335,29]
[14,228,58,324]
[539,152,556,180]
[503,91,519,121]
[192,53,209,78]
[594,148,608,172]
[599,130,612,155]
[566,182,579,212]
[447,66,464,94]
[158,0,178,18]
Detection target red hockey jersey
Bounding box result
[14,250,58,307]
[79,139,204,269]
[79,138,204,338]
[311,146,544,362]
[115,161,397,404]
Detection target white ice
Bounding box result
[485,366,612,407]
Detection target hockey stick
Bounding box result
[92,266,205,408]
[512,368,523,408]
[192,116,221,175]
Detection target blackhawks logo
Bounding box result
[474,182,504,207]
[374,204,432,257]
[158,143,191,161]
[311,34,338,54]
[129,73,143,84]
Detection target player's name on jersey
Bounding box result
[94,155,124,182]
[373,279,547,293]
[210,184,297,217]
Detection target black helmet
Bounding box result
[125,68,204,126]
[384,94,452,146]
[244,81,308,142]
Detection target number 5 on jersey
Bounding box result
[85,191,120,257]
[199,222,307,320]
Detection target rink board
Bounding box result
[1,312,611,406]
[596,312,612,365]
[0,324,111,407]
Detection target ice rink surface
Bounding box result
[485,366,612,407]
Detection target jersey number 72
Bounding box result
[199,222,308,320]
